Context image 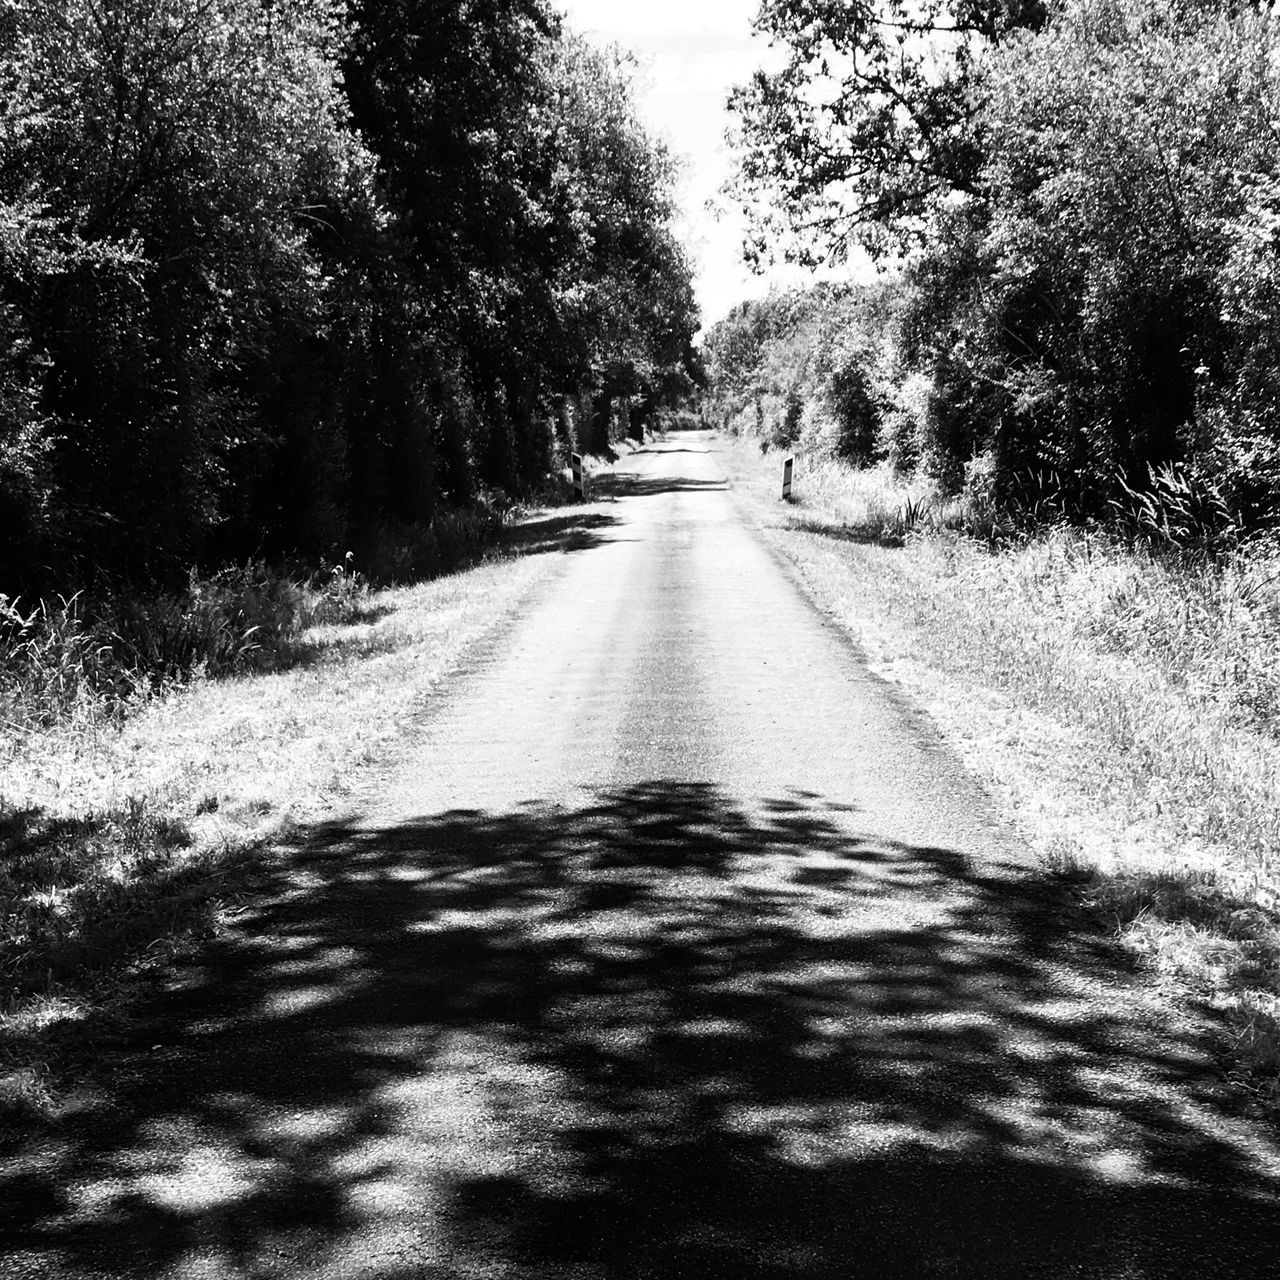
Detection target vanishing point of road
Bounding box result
[4,434,1280,1277]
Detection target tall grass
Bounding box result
[774,456,949,538]
[781,449,1280,857]
[1,525,550,1119]
[726,438,1280,1094]
[0,561,372,740]
[883,527,1280,857]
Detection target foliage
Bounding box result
[0,0,699,608]
[728,0,1047,264]
[1,0,367,581]
[921,0,1280,512]
[722,0,1280,536]
[1110,463,1240,556]
[700,282,898,464]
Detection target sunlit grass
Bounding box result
[0,550,557,1118]
[720,433,1280,1099]
[722,442,955,541]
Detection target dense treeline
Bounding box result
[716,0,1280,533]
[0,0,698,597]
[700,284,901,466]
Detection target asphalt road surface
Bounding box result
[5,434,1280,1277]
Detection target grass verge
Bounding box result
[0,498,609,1123]
[718,434,1280,1101]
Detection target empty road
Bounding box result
[4,434,1280,1277]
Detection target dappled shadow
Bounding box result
[788,515,906,549]
[0,804,209,999]
[499,509,621,557]
[1083,865,1280,1045]
[594,472,729,500]
[3,783,1279,1277]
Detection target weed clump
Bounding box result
[0,558,377,738]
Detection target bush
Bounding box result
[360,499,512,585]
[108,564,305,684]
[893,0,1280,515]
[878,371,930,474]
[0,558,377,736]
[0,594,123,730]
[822,342,881,464]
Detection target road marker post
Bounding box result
[571,452,586,501]
[782,455,794,501]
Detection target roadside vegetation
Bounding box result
[713,0,1280,1097]
[723,0,1280,523]
[1,0,699,1121]
[1,1,699,610]
[715,427,1280,1099]
[0,484,624,1120]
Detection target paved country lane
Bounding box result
[4,433,1279,1278]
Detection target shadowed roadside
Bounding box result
[3,782,1278,1278]
[592,472,729,499]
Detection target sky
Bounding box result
[555,0,826,330]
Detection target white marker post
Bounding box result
[782,455,794,501]
[571,452,586,501]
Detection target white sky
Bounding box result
[555,0,833,330]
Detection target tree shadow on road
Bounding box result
[786,515,907,549]
[3,783,1278,1278]
[500,510,622,556]
[627,447,706,456]
[594,473,729,499]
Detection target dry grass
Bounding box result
[720,434,1280,1099]
[0,545,562,1120]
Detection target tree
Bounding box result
[0,0,700,598]
[727,0,1046,265]
[909,0,1280,503]
[1,0,369,580]
[343,7,698,472]
[699,283,892,460]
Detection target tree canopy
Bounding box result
[0,0,699,595]
[723,0,1280,527]
[728,0,1047,264]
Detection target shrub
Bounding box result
[822,341,881,465]
[109,564,305,683]
[0,594,123,730]
[360,499,511,584]
[1110,463,1240,556]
